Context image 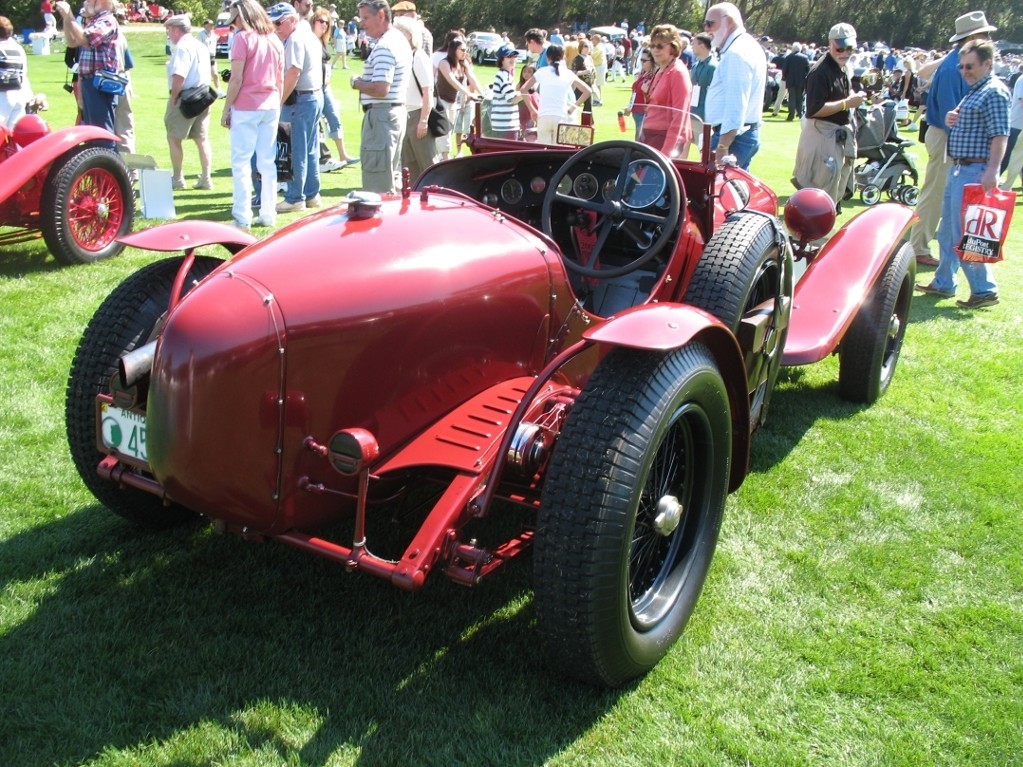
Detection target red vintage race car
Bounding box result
[0,114,134,264]
[66,135,915,687]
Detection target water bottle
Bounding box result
[617,111,627,133]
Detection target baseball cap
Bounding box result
[828,23,856,48]
[496,45,519,62]
[391,0,416,11]
[267,3,297,22]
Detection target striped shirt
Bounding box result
[361,27,411,106]
[490,68,519,133]
[948,72,1010,160]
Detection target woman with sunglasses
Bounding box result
[623,48,654,139]
[311,8,357,170]
[637,24,692,158]
[792,22,867,206]
[436,37,482,159]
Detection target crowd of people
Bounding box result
[1,1,1019,304]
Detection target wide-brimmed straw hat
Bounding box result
[948,11,997,43]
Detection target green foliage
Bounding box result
[3,0,45,32]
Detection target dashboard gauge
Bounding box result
[557,175,573,196]
[529,176,547,194]
[573,172,599,200]
[501,178,524,205]
[621,159,667,209]
[601,178,618,200]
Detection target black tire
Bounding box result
[683,213,791,428]
[42,146,134,265]
[860,184,882,206]
[838,243,915,403]
[66,256,222,527]
[534,344,732,687]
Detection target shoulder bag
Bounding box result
[179,83,217,118]
[413,70,450,138]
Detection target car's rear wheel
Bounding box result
[683,213,791,428]
[534,344,731,687]
[42,146,134,265]
[66,256,222,527]
[838,243,915,403]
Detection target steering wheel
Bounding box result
[541,140,683,279]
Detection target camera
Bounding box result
[63,83,74,93]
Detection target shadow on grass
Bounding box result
[0,237,61,277]
[0,505,620,766]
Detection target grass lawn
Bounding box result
[1,30,1021,767]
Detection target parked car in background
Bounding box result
[214,11,231,58]
[467,31,503,65]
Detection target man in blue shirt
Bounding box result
[909,11,996,266]
[917,39,1009,309]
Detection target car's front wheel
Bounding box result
[534,344,732,687]
[42,146,134,265]
[838,243,915,403]
[66,256,222,526]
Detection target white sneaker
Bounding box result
[320,159,344,172]
[256,214,276,227]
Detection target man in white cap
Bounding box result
[269,1,323,212]
[791,22,867,207]
[164,14,214,190]
[910,11,996,267]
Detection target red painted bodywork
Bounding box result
[783,204,916,365]
[0,123,121,226]
[93,136,914,590]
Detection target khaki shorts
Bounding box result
[164,98,211,141]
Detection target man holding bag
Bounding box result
[917,39,1010,309]
[164,15,214,191]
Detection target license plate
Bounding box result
[99,402,149,464]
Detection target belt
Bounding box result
[295,89,315,94]
[952,157,986,165]
[362,102,402,112]
[711,123,759,131]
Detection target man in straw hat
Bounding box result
[909,11,996,268]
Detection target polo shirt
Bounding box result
[805,52,850,126]
[926,49,968,131]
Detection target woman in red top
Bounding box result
[624,48,654,140]
[638,24,692,158]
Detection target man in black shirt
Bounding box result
[792,22,867,204]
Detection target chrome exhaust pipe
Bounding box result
[118,340,156,388]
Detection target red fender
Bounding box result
[0,126,122,203]
[119,220,257,253]
[783,203,916,366]
[584,303,752,492]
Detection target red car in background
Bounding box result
[0,114,133,264]
[66,129,915,687]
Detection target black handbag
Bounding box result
[179,84,217,118]
[413,70,450,138]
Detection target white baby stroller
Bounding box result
[853,100,920,206]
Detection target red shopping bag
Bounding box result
[956,184,1016,263]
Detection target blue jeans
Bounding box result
[282,90,323,204]
[934,162,998,297]
[711,126,759,170]
[322,85,343,140]
[80,76,118,148]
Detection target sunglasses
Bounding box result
[833,45,854,53]
[650,42,669,50]
[703,18,717,28]
[641,57,652,62]
[958,62,978,71]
